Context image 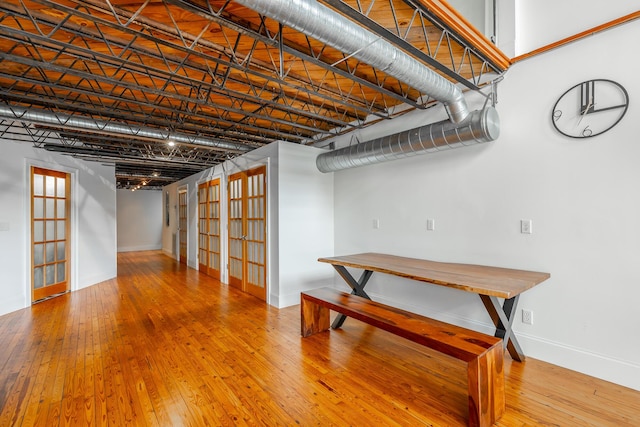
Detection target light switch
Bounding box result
[520,219,532,234]
[426,218,435,231]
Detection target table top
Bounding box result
[318,252,550,299]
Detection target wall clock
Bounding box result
[551,79,629,138]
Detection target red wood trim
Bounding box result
[511,11,640,63]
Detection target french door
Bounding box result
[178,188,187,264]
[228,166,267,301]
[31,167,70,302]
[198,179,221,279]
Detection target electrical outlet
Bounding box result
[372,219,380,229]
[520,219,533,234]
[522,309,533,325]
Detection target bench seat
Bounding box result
[301,287,505,427]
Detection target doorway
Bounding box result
[227,166,267,301]
[198,179,221,279]
[178,187,187,264]
[31,167,71,302]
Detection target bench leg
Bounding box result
[466,344,505,427]
[301,295,330,337]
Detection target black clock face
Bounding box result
[551,79,629,138]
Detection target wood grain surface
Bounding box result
[0,251,636,426]
[318,252,550,298]
[301,287,505,427]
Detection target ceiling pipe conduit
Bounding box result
[235,0,501,172]
[0,105,251,153]
[234,0,470,123]
[316,107,500,173]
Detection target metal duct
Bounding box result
[116,172,175,181]
[0,105,251,153]
[234,0,470,123]
[316,107,499,173]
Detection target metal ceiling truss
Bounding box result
[0,119,213,188]
[1,1,335,141]
[321,0,502,91]
[0,0,506,189]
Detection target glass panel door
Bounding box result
[208,180,221,279]
[227,166,267,301]
[245,167,266,300]
[198,183,208,272]
[178,188,187,264]
[198,179,221,279]
[31,167,70,302]
[227,172,244,290]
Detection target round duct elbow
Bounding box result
[316,107,500,173]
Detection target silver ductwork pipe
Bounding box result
[234,0,470,123]
[0,105,251,153]
[316,107,499,173]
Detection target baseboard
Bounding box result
[0,295,27,317]
[77,270,117,290]
[515,333,640,391]
[270,291,301,309]
[162,248,175,258]
[117,244,162,253]
[0,271,117,317]
[367,290,640,392]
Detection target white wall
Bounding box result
[448,0,488,34]
[275,142,334,307]
[515,0,638,55]
[325,21,640,391]
[162,141,334,308]
[117,189,162,252]
[496,0,516,57]
[0,135,117,316]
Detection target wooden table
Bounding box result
[318,253,550,362]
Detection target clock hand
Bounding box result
[576,101,592,128]
[590,103,626,113]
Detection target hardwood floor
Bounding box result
[1,251,638,426]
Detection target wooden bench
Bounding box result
[301,287,505,427]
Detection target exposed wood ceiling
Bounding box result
[0,0,509,189]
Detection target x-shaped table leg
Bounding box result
[331,265,373,329]
[480,295,525,361]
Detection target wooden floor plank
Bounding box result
[0,251,638,426]
[21,298,69,426]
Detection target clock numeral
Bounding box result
[582,126,592,137]
[553,109,562,121]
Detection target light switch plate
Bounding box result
[520,219,532,234]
